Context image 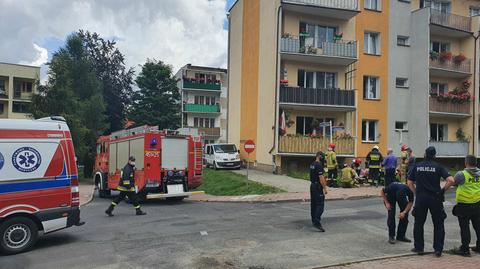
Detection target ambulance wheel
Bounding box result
[98,189,111,198]
[0,217,38,255]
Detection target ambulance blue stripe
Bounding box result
[0,179,72,194]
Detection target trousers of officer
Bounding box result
[413,193,447,252]
[310,183,325,225]
[388,193,408,239]
[454,202,480,251]
[112,190,141,209]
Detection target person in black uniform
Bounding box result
[310,151,328,232]
[105,156,147,216]
[366,145,384,187]
[408,146,453,257]
[381,182,414,244]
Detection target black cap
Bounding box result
[316,151,324,158]
[425,146,436,158]
[129,156,136,162]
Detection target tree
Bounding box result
[30,33,108,177]
[129,59,181,129]
[78,30,134,132]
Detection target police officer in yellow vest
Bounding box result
[105,156,147,216]
[443,155,480,257]
[325,143,338,187]
[366,145,383,187]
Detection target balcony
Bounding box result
[184,104,220,113]
[281,37,357,65]
[197,127,221,137]
[429,97,470,118]
[183,79,221,91]
[429,141,469,157]
[282,0,359,20]
[429,57,471,78]
[279,86,355,111]
[430,9,472,37]
[279,136,355,156]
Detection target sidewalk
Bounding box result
[79,183,95,206]
[233,169,309,193]
[320,253,480,269]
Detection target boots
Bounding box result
[105,204,114,217]
[136,209,146,216]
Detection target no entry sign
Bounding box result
[244,140,256,154]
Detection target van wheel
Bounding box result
[166,197,185,202]
[213,162,218,170]
[98,189,111,198]
[0,217,38,255]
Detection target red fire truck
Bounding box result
[93,126,203,201]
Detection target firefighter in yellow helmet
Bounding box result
[325,143,338,187]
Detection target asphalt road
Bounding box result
[2,193,464,269]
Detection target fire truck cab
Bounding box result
[94,126,203,201]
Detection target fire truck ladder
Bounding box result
[193,137,203,175]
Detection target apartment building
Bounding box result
[0,62,40,119]
[176,64,228,144]
[228,0,480,173]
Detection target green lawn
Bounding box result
[287,170,310,181]
[195,168,285,196]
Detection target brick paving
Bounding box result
[322,254,480,269]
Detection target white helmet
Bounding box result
[373,145,379,150]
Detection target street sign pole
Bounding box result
[244,140,256,183]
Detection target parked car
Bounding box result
[204,144,241,170]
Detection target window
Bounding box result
[430,82,448,95]
[430,123,447,141]
[421,0,451,12]
[0,80,5,95]
[297,70,336,88]
[299,22,336,49]
[12,102,28,113]
[25,82,32,93]
[430,41,450,53]
[397,36,410,46]
[0,103,4,114]
[470,7,480,16]
[363,76,380,99]
[395,121,408,131]
[364,32,380,55]
[194,117,215,128]
[362,120,378,142]
[296,116,313,135]
[396,78,409,88]
[365,0,381,11]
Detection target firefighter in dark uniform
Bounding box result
[105,156,147,216]
[366,145,383,187]
[381,182,414,244]
[310,151,328,232]
[408,146,453,257]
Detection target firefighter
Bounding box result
[408,146,453,257]
[105,156,147,216]
[399,144,409,183]
[381,182,414,244]
[443,155,480,257]
[366,145,383,187]
[325,144,338,187]
[310,151,328,232]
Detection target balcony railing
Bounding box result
[429,141,469,157]
[197,127,221,137]
[282,0,359,10]
[430,9,471,33]
[183,80,221,91]
[429,97,470,115]
[184,104,220,113]
[279,136,355,155]
[281,37,357,59]
[280,86,355,107]
[429,57,471,74]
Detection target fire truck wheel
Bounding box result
[0,216,39,255]
[98,189,111,198]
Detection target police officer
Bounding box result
[105,156,147,216]
[443,155,480,257]
[366,145,383,187]
[381,182,414,244]
[310,151,328,232]
[408,146,453,257]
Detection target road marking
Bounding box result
[200,231,208,236]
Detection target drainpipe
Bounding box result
[473,31,479,157]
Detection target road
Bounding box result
[2,193,465,269]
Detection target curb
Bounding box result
[187,194,380,203]
[308,252,420,269]
[80,184,95,207]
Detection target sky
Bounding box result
[0,0,237,81]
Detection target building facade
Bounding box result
[176,64,228,144]
[0,62,40,119]
[228,0,480,173]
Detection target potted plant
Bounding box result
[280,79,289,86]
[281,33,293,39]
[334,32,343,42]
[306,45,317,54]
[430,51,439,61]
[439,51,453,62]
[453,53,466,65]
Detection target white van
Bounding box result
[204,144,241,169]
